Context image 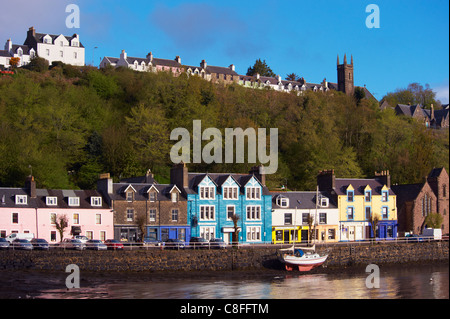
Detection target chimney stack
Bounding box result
[249,165,266,186]
[25,176,36,198]
[28,27,36,37]
[145,169,154,183]
[200,59,207,69]
[97,173,113,195]
[374,170,391,188]
[120,50,127,61]
[317,169,335,191]
[170,162,188,190]
[175,55,181,64]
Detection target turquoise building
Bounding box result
[170,163,272,244]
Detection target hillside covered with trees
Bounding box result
[0,63,448,191]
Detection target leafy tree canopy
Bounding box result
[246,59,276,77]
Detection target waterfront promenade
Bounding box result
[0,240,448,273]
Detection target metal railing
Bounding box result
[3,235,447,252]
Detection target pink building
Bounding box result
[0,176,113,243]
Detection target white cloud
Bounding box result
[434,80,449,104]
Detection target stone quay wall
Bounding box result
[0,241,447,272]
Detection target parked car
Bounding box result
[5,233,34,243]
[164,239,186,250]
[405,234,426,242]
[104,239,124,250]
[0,238,10,250]
[72,235,89,243]
[189,237,209,249]
[11,239,33,250]
[31,238,49,250]
[60,238,85,250]
[209,238,227,249]
[85,239,107,251]
[143,237,163,247]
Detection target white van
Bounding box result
[5,233,35,243]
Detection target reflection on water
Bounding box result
[25,264,450,299]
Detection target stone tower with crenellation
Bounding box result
[337,54,354,96]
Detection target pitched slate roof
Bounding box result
[391,183,426,205]
[0,50,10,57]
[108,182,186,202]
[0,187,108,209]
[271,191,337,209]
[187,172,270,195]
[28,32,85,48]
[334,178,395,196]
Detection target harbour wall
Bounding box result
[0,241,448,272]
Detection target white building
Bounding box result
[271,191,339,244]
[0,27,85,69]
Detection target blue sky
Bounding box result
[1,0,448,103]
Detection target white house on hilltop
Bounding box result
[0,27,85,69]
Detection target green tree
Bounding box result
[424,213,444,229]
[246,59,276,77]
[286,73,300,81]
[125,103,170,171]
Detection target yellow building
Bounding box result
[271,191,339,244]
[318,170,397,241]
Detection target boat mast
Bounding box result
[314,185,318,246]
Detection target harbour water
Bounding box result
[0,263,447,300]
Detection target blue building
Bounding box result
[170,163,272,244]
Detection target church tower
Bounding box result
[337,54,354,95]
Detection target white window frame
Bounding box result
[149,209,156,222]
[15,195,27,205]
[171,209,179,222]
[246,187,261,200]
[226,205,235,220]
[95,214,102,225]
[223,186,238,200]
[246,226,261,242]
[73,213,80,224]
[200,205,215,221]
[277,196,288,207]
[50,213,56,225]
[46,196,58,206]
[320,197,329,207]
[199,186,215,200]
[126,208,134,222]
[200,226,215,241]
[246,205,261,220]
[91,197,102,207]
[68,197,80,207]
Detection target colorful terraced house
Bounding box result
[317,170,398,241]
[170,163,272,244]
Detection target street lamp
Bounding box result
[92,46,98,66]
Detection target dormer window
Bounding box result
[68,197,80,206]
[246,187,261,200]
[223,186,238,200]
[149,191,156,202]
[15,195,27,205]
[72,41,78,47]
[91,197,102,207]
[276,195,289,208]
[347,190,354,202]
[382,191,388,202]
[365,190,371,202]
[320,197,329,207]
[171,192,178,203]
[126,192,134,202]
[199,186,215,199]
[46,197,58,206]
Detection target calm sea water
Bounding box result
[1,263,448,299]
